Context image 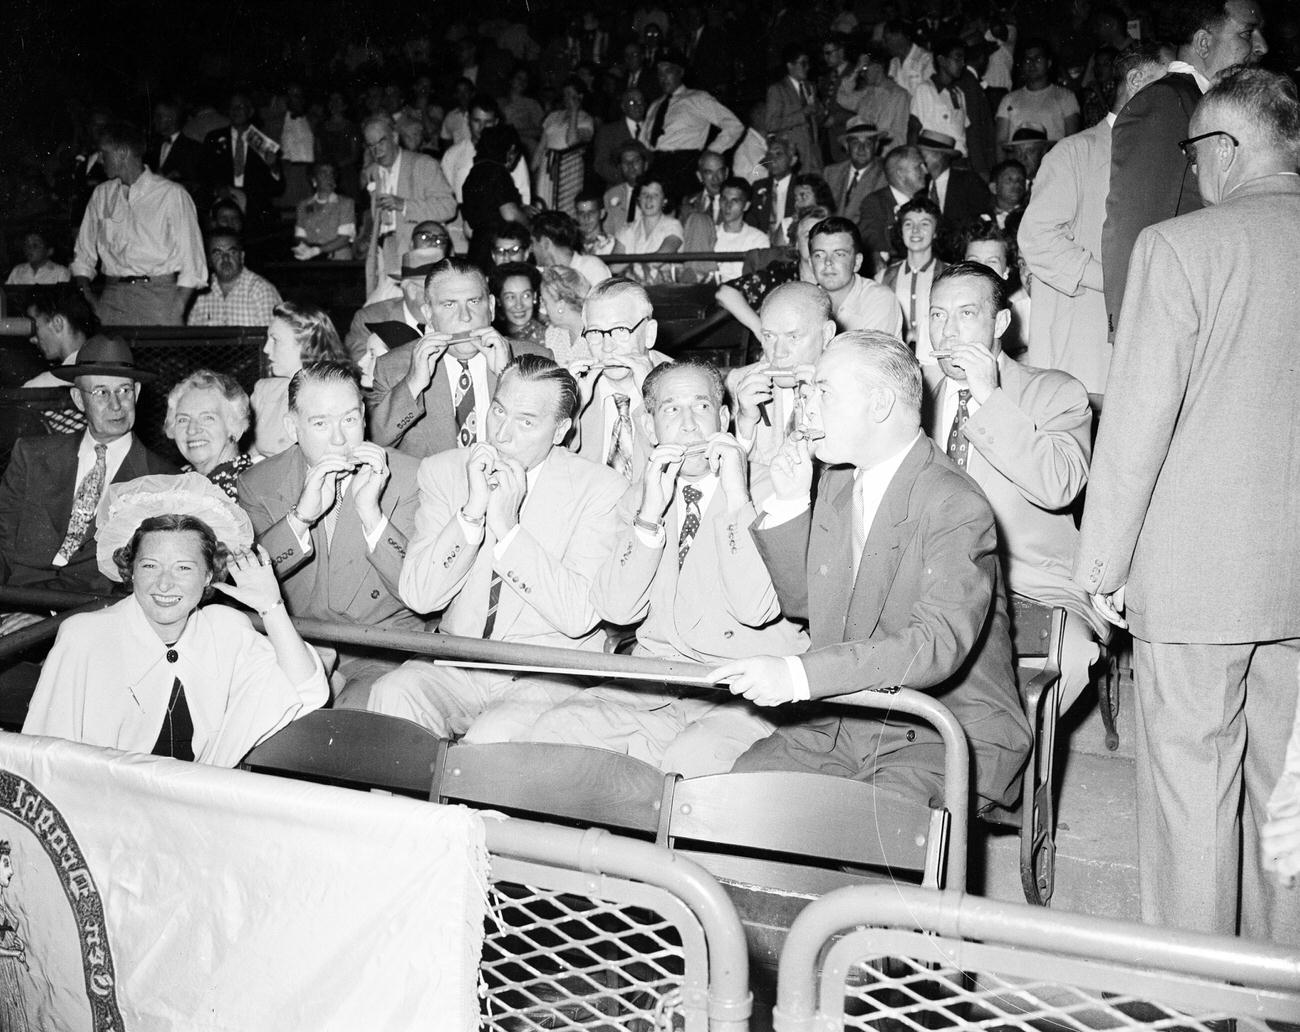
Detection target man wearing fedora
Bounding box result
[343,243,447,370]
[0,336,175,610]
[841,47,911,157]
[825,118,889,224]
[917,129,993,227]
[1002,124,1053,184]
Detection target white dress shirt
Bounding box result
[641,86,744,153]
[634,473,721,548]
[935,373,985,445]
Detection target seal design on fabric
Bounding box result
[0,768,125,1031]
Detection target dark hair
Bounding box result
[959,216,1020,269]
[574,188,606,210]
[530,210,582,252]
[492,220,532,250]
[206,227,243,248]
[1204,67,1300,163]
[792,173,836,214]
[561,75,589,100]
[424,255,488,294]
[932,36,965,60]
[782,42,810,66]
[477,123,522,164]
[1168,0,1236,47]
[288,360,363,413]
[809,215,863,253]
[99,120,146,157]
[989,158,1028,182]
[891,198,943,254]
[720,176,753,203]
[490,261,541,336]
[113,514,227,598]
[1112,40,1166,85]
[468,94,501,119]
[27,283,99,339]
[502,353,580,423]
[642,359,725,413]
[862,44,891,68]
[935,259,1010,314]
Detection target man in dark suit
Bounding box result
[0,337,175,614]
[1100,0,1266,335]
[201,92,283,232]
[146,99,202,195]
[918,129,993,227]
[238,361,425,707]
[746,136,799,245]
[714,331,1030,813]
[824,120,889,223]
[594,89,646,188]
[369,258,551,459]
[857,144,928,269]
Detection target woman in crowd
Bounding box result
[463,124,527,269]
[534,76,595,206]
[490,261,547,348]
[164,369,254,498]
[791,173,836,220]
[537,264,592,361]
[23,474,327,767]
[500,65,545,160]
[882,198,946,361]
[254,301,350,458]
[293,161,356,261]
[714,205,828,339]
[615,177,683,285]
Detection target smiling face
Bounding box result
[264,318,303,378]
[486,370,570,469]
[131,530,211,642]
[645,366,726,478]
[901,211,936,255]
[173,386,241,474]
[499,274,537,330]
[638,181,667,217]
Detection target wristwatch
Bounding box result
[633,514,663,534]
[460,506,487,526]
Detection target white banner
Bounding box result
[0,732,488,1031]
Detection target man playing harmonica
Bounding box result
[366,355,628,739]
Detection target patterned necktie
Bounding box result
[842,169,860,213]
[233,131,246,179]
[482,570,503,639]
[648,95,671,147]
[454,359,476,448]
[607,394,634,481]
[946,389,971,470]
[324,476,345,548]
[55,443,107,564]
[677,485,703,569]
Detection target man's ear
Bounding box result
[852,252,864,275]
[283,412,300,443]
[70,387,85,414]
[552,416,572,446]
[640,408,657,444]
[642,318,658,351]
[993,307,1012,340]
[821,318,837,346]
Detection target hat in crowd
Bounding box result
[1003,123,1051,152]
[96,472,254,582]
[655,49,689,71]
[915,129,963,156]
[389,247,448,283]
[842,117,889,142]
[53,335,157,383]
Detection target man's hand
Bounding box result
[733,363,775,437]
[568,359,603,411]
[625,351,656,392]
[349,443,390,532]
[707,432,750,507]
[473,326,511,376]
[375,193,404,214]
[711,655,799,706]
[945,343,1000,404]
[294,456,356,524]
[640,444,685,521]
[0,612,47,637]
[406,331,453,398]
[486,456,528,540]
[769,434,813,502]
[464,442,498,521]
[1091,585,1128,630]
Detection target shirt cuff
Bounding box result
[634,522,667,548]
[759,497,810,529]
[492,524,522,560]
[289,516,313,554]
[362,515,389,553]
[784,655,811,702]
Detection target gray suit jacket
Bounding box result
[362,150,458,294]
[237,444,426,630]
[824,159,886,222]
[1077,174,1300,643]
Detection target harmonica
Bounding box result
[791,427,825,442]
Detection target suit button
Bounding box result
[906,729,916,742]
[370,589,380,599]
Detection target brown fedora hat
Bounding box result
[53,335,157,383]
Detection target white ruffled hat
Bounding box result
[95,472,254,582]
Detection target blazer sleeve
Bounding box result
[800,485,998,699]
[367,348,426,447]
[366,453,420,596]
[766,83,802,133]
[751,507,812,622]
[1017,141,1094,297]
[713,499,785,626]
[964,373,1092,510]
[591,488,657,626]
[399,456,481,613]
[403,155,458,225]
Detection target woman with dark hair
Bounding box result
[882,197,947,360]
[254,300,351,457]
[463,124,527,268]
[534,76,595,206]
[615,177,683,284]
[791,173,836,218]
[490,261,546,347]
[23,474,327,766]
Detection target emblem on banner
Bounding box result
[0,768,125,1031]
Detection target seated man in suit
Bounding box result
[808,217,904,336]
[603,141,650,233]
[746,135,799,246]
[530,361,807,775]
[368,257,551,459]
[714,331,1031,813]
[857,144,929,272]
[367,355,628,738]
[0,336,175,625]
[567,277,672,481]
[344,244,446,382]
[825,119,889,224]
[594,89,647,188]
[918,129,993,226]
[924,261,1105,711]
[237,361,424,707]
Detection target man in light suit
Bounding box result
[529,361,807,776]
[766,44,824,174]
[367,355,628,739]
[0,337,175,609]
[922,262,1104,712]
[238,362,424,707]
[1101,0,1267,335]
[368,258,551,459]
[360,114,458,297]
[567,278,672,481]
[714,332,1030,813]
[1077,69,1300,945]
[1017,43,1166,393]
[824,120,888,223]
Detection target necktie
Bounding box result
[152,677,195,762]
[607,394,634,481]
[324,476,345,548]
[233,131,246,179]
[55,443,107,564]
[648,95,671,147]
[929,181,941,209]
[842,169,860,214]
[677,484,703,569]
[454,359,476,448]
[850,471,866,581]
[946,389,971,470]
[482,570,503,638]
[160,136,173,169]
[707,194,717,222]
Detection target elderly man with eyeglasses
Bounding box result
[565,277,673,480]
[0,337,175,611]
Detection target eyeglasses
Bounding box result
[581,315,650,349]
[82,384,135,402]
[1178,130,1240,166]
[492,244,525,258]
[413,231,450,247]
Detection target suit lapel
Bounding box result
[808,467,857,644]
[491,454,573,638]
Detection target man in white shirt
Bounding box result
[911,38,972,156]
[995,40,1082,147]
[439,96,532,253]
[710,179,771,282]
[279,82,316,208]
[72,121,208,326]
[883,21,935,96]
[530,210,612,287]
[839,47,911,152]
[808,216,904,335]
